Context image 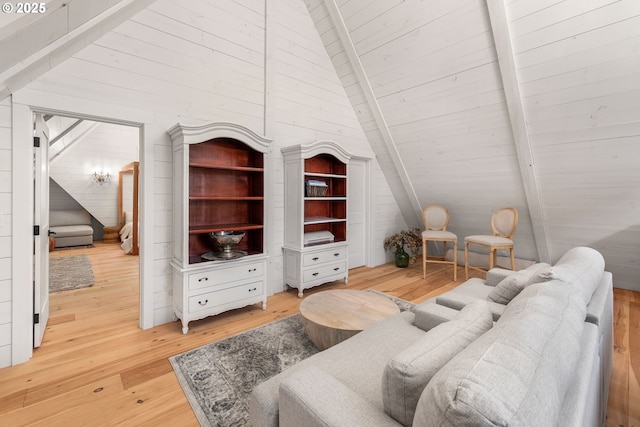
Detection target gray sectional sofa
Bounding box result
[249,247,613,426]
[49,209,94,248]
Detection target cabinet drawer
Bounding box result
[189,281,263,313]
[188,262,263,290]
[303,249,346,267]
[303,262,346,282]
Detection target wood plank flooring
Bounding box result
[0,242,637,426]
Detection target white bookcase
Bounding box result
[281,141,351,297]
[168,122,272,333]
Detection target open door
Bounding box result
[33,113,50,347]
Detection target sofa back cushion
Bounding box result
[50,210,91,227]
[382,300,493,426]
[487,262,550,304]
[525,247,605,304]
[414,281,586,427]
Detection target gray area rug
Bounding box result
[49,254,95,292]
[170,291,414,427]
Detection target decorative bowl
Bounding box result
[209,231,245,259]
[210,231,245,246]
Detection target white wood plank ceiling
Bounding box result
[305,0,640,290]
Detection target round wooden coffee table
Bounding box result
[299,289,401,350]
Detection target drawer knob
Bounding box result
[334,267,340,271]
[312,257,319,261]
[198,299,209,306]
[334,253,340,257]
[248,287,257,292]
[312,272,319,276]
[248,268,257,272]
[198,277,209,282]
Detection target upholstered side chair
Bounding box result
[422,205,457,280]
[464,207,519,280]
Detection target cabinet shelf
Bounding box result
[190,196,264,201]
[304,172,346,179]
[304,197,346,201]
[189,223,264,234]
[304,217,346,225]
[190,163,264,172]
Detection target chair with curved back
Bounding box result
[422,205,457,280]
[464,207,518,280]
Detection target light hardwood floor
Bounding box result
[0,242,637,426]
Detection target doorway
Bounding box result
[42,113,141,347]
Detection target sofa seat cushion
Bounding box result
[487,262,551,304]
[436,292,506,321]
[382,300,493,426]
[451,278,494,299]
[415,280,587,426]
[50,225,93,238]
[249,311,425,427]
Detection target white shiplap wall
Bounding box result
[507,0,640,289]
[0,97,11,366]
[49,122,139,227]
[305,0,538,261]
[3,0,403,366]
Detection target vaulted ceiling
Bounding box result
[303,0,640,289]
[1,0,638,289]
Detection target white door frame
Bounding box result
[11,95,155,365]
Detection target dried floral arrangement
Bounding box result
[383,227,423,263]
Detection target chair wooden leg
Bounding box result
[453,240,457,281]
[464,242,469,280]
[422,239,427,279]
[489,249,495,270]
[510,247,516,271]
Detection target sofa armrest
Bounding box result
[279,367,401,427]
[412,302,460,331]
[436,293,505,322]
[485,268,513,286]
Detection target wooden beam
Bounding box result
[321,0,423,227]
[486,1,551,263]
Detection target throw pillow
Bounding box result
[487,263,550,305]
[381,300,493,426]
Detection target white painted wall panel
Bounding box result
[507,0,640,289]
[0,98,10,363]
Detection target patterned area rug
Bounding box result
[170,291,414,427]
[49,254,95,292]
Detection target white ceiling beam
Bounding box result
[486,0,551,263]
[322,0,423,227]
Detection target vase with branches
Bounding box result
[383,227,422,267]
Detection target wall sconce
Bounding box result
[93,171,111,185]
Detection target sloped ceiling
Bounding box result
[305,0,640,290]
[49,121,139,227]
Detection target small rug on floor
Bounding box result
[170,291,414,427]
[49,254,95,292]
